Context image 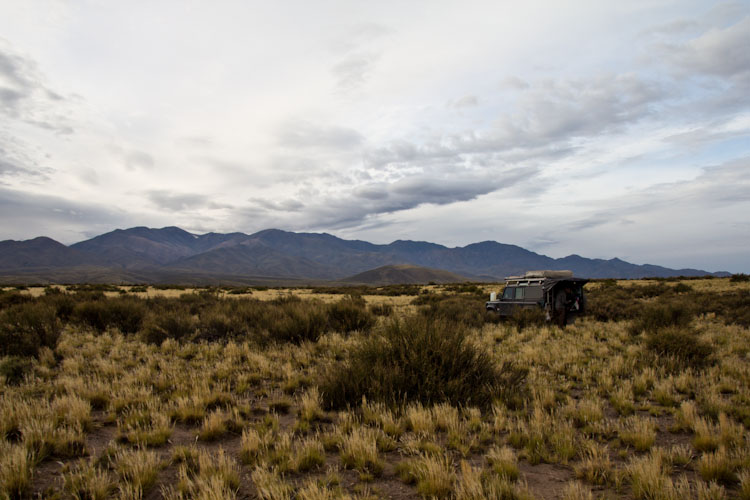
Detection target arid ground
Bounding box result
[1,277,749,499]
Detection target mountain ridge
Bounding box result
[0,226,729,284]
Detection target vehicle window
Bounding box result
[525,286,542,300]
[514,287,525,300]
[502,287,515,300]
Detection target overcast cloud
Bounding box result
[0,0,748,272]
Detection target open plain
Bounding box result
[1,277,749,499]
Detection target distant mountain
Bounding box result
[0,237,98,269]
[342,265,468,285]
[0,226,729,284]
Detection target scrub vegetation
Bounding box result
[0,278,749,499]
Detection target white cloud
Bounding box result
[0,1,748,272]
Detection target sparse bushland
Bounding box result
[318,315,527,411]
[1,278,749,500]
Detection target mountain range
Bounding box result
[0,226,728,285]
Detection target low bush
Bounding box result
[418,295,488,328]
[268,301,328,344]
[0,302,62,357]
[73,297,147,334]
[694,291,750,327]
[319,315,527,410]
[730,273,749,283]
[672,283,693,293]
[369,303,393,317]
[508,307,546,331]
[327,296,375,333]
[195,308,247,342]
[645,326,713,370]
[141,309,197,344]
[441,283,486,296]
[178,292,218,315]
[628,302,694,336]
[0,356,34,385]
[584,285,641,322]
[0,291,31,311]
[67,283,122,292]
[43,293,76,322]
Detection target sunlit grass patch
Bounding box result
[339,427,384,478]
[395,453,455,498]
[618,415,657,452]
[0,443,34,500]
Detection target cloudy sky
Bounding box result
[1,1,748,272]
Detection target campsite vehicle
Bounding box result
[485,270,588,322]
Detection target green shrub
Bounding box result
[268,301,328,343]
[67,283,121,292]
[195,309,247,342]
[645,326,713,370]
[632,283,673,299]
[369,303,393,317]
[0,302,62,357]
[327,296,375,333]
[0,291,31,311]
[178,292,217,315]
[141,309,197,344]
[585,285,640,322]
[0,356,34,385]
[319,315,527,410]
[508,307,546,331]
[693,291,750,327]
[418,295,487,328]
[729,273,749,283]
[42,293,76,322]
[441,283,485,296]
[73,297,147,334]
[628,302,694,336]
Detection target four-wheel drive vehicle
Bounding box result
[485,270,588,321]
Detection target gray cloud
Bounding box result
[246,166,533,230]
[498,74,665,146]
[558,156,750,237]
[331,52,379,93]
[366,73,666,175]
[0,187,137,244]
[248,197,305,212]
[277,120,363,150]
[124,150,155,170]
[176,135,214,148]
[451,95,478,108]
[146,190,232,212]
[0,39,72,133]
[0,143,51,182]
[653,16,750,79]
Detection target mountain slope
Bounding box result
[342,265,469,285]
[0,237,98,269]
[0,226,728,283]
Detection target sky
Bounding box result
[0,1,749,273]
